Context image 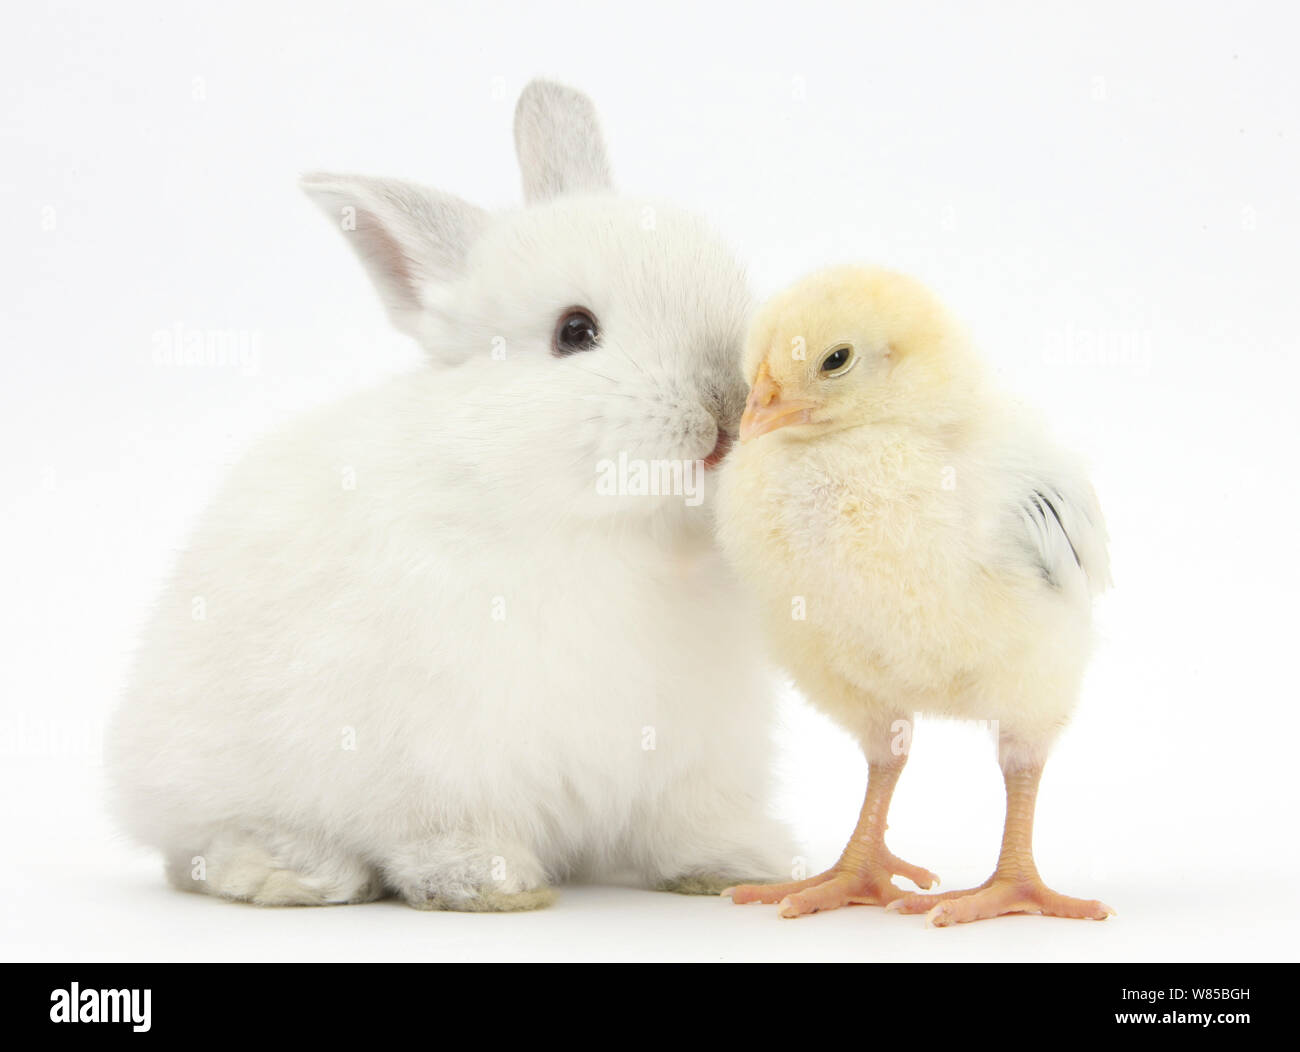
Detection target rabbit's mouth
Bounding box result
[702,430,733,470]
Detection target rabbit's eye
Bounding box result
[553,308,600,356]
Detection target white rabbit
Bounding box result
[106,80,794,911]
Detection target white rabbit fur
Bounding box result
[106,80,793,910]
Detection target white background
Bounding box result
[3,1,1298,962]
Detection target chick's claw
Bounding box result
[723,870,838,905]
[880,850,940,892]
[887,877,1115,926]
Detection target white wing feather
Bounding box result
[993,409,1111,598]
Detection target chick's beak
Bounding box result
[739,362,817,443]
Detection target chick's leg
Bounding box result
[888,763,1113,926]
[725,757,938,918]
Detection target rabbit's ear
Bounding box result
[513,79,613,204]
[301,172,487,339]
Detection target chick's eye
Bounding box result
[553,308,599,356]
[820,345,853,374]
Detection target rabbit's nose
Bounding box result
[702,380,747,431]
[680,399,716,435]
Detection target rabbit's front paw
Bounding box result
[384,835,554,913]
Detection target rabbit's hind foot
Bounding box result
[164,830,382,907]
[655,872,753,895]
[407,885,557,913]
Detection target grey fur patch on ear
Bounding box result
[301,172,487,338]
[513,79,613,204]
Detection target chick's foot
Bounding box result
[725,848,938,919]
[725,757,937,918]
[888,875,1114,926]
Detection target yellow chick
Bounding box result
[716,265,1113,924]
